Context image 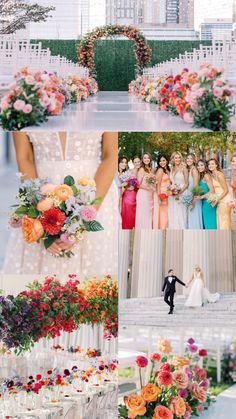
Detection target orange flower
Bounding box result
[78,177,96,187]
[192,385,207,403]
[141,383,161,403]
[153,405,173,419]
[125,394,146,419]
[37,197,54,212]
[172,356,190,369]
[54,184,73,201]
[22,216,44,243]
[170,396,186,417]
[158,339,172,354]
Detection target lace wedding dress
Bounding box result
[3,132,118,276]
[185,272,220,307]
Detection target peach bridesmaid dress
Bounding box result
[212,178,231,230]
[135,173,153,229]
[153,171,170,229]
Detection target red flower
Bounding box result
[199,349,208,357]
[136,355,148,368]
[36,374,42,381]
[160,363,171,372]
[40,208,66,235]
[157,370,173,387]
[150,353,161,362]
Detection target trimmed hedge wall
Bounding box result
[32,39,211,91]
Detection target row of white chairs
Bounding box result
[143,36,236,87]
[0,36,88,79]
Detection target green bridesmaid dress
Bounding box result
[199,179,217,229]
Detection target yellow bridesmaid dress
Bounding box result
[212,178,231,230]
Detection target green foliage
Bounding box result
[119,132,236,160]
[83,220,104,232]
[32,39,211,91]
[64,175,75,186]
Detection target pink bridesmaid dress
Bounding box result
[153,172,170,229]
[122,188,137,229]
[135,173,153,229]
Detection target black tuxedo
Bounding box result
[162,275,185,312]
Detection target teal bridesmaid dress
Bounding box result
[199,179,217,229]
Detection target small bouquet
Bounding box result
[145,174,157,190]
[159,193,168,201]
[127,177,139,190]
[207,192,219,207]
[119,170,132,185]
[9,175,103,257]
[181,191,193,208]
[228,199,236,213]
[191,185,205,197]
[167,183,182,200]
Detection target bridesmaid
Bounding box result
[168,152,189,229]
[230,154,236,199]
[208,158,231,230]
[117,156,128,216]
[196,159,217,229]
[186,153,203,229]
[122,156,141,229]
[154,154,170,229]
[135,152,154,229]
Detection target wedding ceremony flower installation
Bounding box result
[118,132,236,230]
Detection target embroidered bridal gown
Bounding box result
[3,132,118,276]
[185,272,220,307]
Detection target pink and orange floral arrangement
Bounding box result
[119,338,213,419]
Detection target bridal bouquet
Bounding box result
[167,183,182,200]
[145,174,157,190]
[119,338,213,419]
[9,175,103,257]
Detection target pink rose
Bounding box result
[183,112,194,124]
[213,87,223,97]
[23,104,33,114]
[40,183,57,195]
[80,205,97,222]
[25,75,35,85]
[197,405,204,413]
[13,99,25,111]
[0,100,9,111]
[40,96,51,107]
[9,217,22,228]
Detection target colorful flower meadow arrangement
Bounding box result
[129,64,234,131]
[78,24,151,76]
[0,68,98,131]
[119,338,213,419]
[0,275,118,353]
[9,175,103,257]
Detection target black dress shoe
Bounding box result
[168,310,173,314]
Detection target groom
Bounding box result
[162,269,186,314]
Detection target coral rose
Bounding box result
[173,370,189,389]
[141,383,161,403]
[37,197,54,212]
[125,394,146,419]
[157,371,173,387]
[22,216,44,243]
[192,385,207,403]
[54,184,73,201]
[153,405,173,419]
[78,177,96,187]
[158,339,172,354]
[172,356,190,369]
[170,396,186,417]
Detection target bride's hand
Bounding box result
[47,239,74,256]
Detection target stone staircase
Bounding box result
[120,294,236,328]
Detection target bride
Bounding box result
[2,132,118,276]
[185,265,220,307]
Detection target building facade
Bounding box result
[200,18,233,40]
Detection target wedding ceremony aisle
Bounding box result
[200,384,236,418]
[16,91,235,132]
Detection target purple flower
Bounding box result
[178,389,188,398]
[188,344,198,353]
[187,338,195,345]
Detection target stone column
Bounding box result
[131,230,164,298]
[118,230,131,299]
